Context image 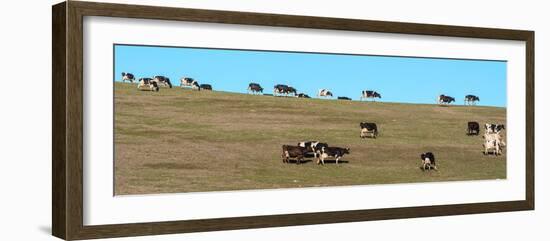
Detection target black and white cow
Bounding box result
[464,95,480,105]
[152,76,172,88]
[180,77,197,88]
[298,141,328,158]
[359,122,378,138]
[438,95,455,105]
[337,96,351,100]
[286,86,297,96]
[137,77,159,92]
[121,72,135,83]
[467,121,480,136]
[317,146,350,165]
[282,145,308,164]
[360,90,381,101]
[191,81,201,91]
[483,136,504,156]
[484,123,505,134]
[273,84,288,96]
[273,84,297,96]
[317,89,333,98]
[247,83,263,94]
[200,84,212,91]
[297,93,310,98]
[420,152,437,171]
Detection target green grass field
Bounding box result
[114,82,506,195]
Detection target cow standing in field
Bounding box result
[485,123,505,134]
[317,146,350,165]
[180,77,200,90]
[420,152,437,171]
[286,86,297,96]
[200,84,212,91]
[247,83,263,94]
[282,145,308,164]
[153,76,172,88]
[180,77,197,88]
[317,89,333,98]
[467,121,480,136]
[483,123,506,155]
[297,93,310,98]
[137,77,159,92]
[464,95,480,105]
[298,141,328,158]
[273,84,297,96]
[121,72,135,83]
[273,84,288,96]
[438,95,455,105]
[360,122,378,138]
[191,81,201,91]
[483,134,505,156]
[360,90,381,101]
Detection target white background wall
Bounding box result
[0,0,547,240]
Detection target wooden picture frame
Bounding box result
[52,1,534,240]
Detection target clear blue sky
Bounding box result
[114,44,507,107]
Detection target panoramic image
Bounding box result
[113,44,507,195]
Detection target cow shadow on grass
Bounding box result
[284,159,350,165]
[317,160,350,165]
[284,159,314,165]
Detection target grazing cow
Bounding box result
[247,83,263,94]
[273,84,289,96]
[282,145,308,164]
[438,95,455,105]
[485,123,505,134]
[273,84,297,96]
[420,152,437,171]
[360,90,381,101]
[483,136,504,156]
[337,96,351,100]
[464,95,480,105]
[297,93,310,98]
[180,77,197,88]
[153,76,172,88]
[286,86,297,96]
[359,122,378,138]
[191,81,201,91]
[317,89,333,98]
[467,121,480,136]
[298,141,328,158]
[200,84,212,91]
[317,146,350,165]
[180,77,201,90]
[484,132,506,143]
[137,78,159,92]
[121,72,135,83]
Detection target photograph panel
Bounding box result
[113,44,506,195]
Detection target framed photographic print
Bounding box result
[52,1,534,240]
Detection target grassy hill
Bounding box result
[114,82,506,195]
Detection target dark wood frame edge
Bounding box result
[52,1,535,240]
[52,1,67,239]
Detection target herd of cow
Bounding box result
[122,73,214,92]
[280,121,504,170]
[282,141,350,165]
[469,122,507,156]
[121,72,503,171]
[123,72,481,106]
[417,122,507,171]
[253,83,384,102]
